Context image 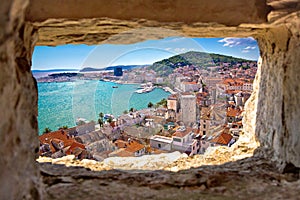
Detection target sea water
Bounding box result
[37,80,170,134]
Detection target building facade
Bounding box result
[180,93,196,126]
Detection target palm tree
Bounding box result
[148,102,153,108]
[43,127,52,134]
[129,107,135,112]
[98,118,104,127]
[161,98,167,107]
[99,112,104,119]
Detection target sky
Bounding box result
[32,37,259,70]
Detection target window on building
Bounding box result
[173,138,181,142]
[158,143,161,148]
[203,131,206,135]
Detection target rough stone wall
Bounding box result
[26,0,268,25]
[253,13,300,170]
[0,0,41,199]
[0,0,300,198]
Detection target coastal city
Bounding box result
[38,52,257,161]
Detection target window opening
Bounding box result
[33,35,259,169]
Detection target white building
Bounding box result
[172,126,199,156]
[150,135,173,151]
[242,82,253,91]
[180,82,201,92]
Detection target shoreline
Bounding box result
[37,80,171,135]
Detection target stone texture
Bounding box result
[24,0,296,46]
[38,152,188,171]
[39,157,300,200]
[0,0,41,199]
[33,18,264,46]
[0,0,300,199]
[25,0,270,46]
[254,14,300,170]
[26,0,268,25]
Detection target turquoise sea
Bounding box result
[37,80,170,135]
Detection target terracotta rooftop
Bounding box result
[182,81,198,85]
[109,148,134,157]
[168,94,178,100]
[222,78,246,86]
[227,107,242,117]
[65,142,85,155]
[114,140,128,148]
[147,147,168,154]
[39,130,85,155]
[114,139,145,153]
[226,90,243,94]
[126,140,145,153]
[173,127,192,138]
[211,132,233,145]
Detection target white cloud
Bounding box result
[244,46,256,50]
[162,37,186,43]
[218,37,256,48]
[242,50,250,53]
[174,48,187,53]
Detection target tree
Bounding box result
[59,125,68,130]
[107,117,113,124]
[123,110,128,114]
[159,98,167,107]
[129,107,135,112]
[148,102,153,108]
[43,127,52,134]
[98,118,104,127]
[99,112,104,119]
[155,98,167,108]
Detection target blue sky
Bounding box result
[32,37,259,70]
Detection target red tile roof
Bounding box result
[211,133,233,145]
[39,130,85,155]
[126,141,145,153]
[227,107,242,117]
[65,142,85,155]
[114,139,145,153]
[111,149,134,157]
[173,127,192,138]
[183,81,198,85]
[114,140,128,148]
[168,94,178,100]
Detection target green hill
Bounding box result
[148,51,254,76]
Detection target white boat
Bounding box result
[104,114,114,119]
[145,87,153,92]
[135,86,155,94]
[135,89,145,94]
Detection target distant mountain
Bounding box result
[80,65,149,72]
[148,51,254,76]
[32,69,79,73]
